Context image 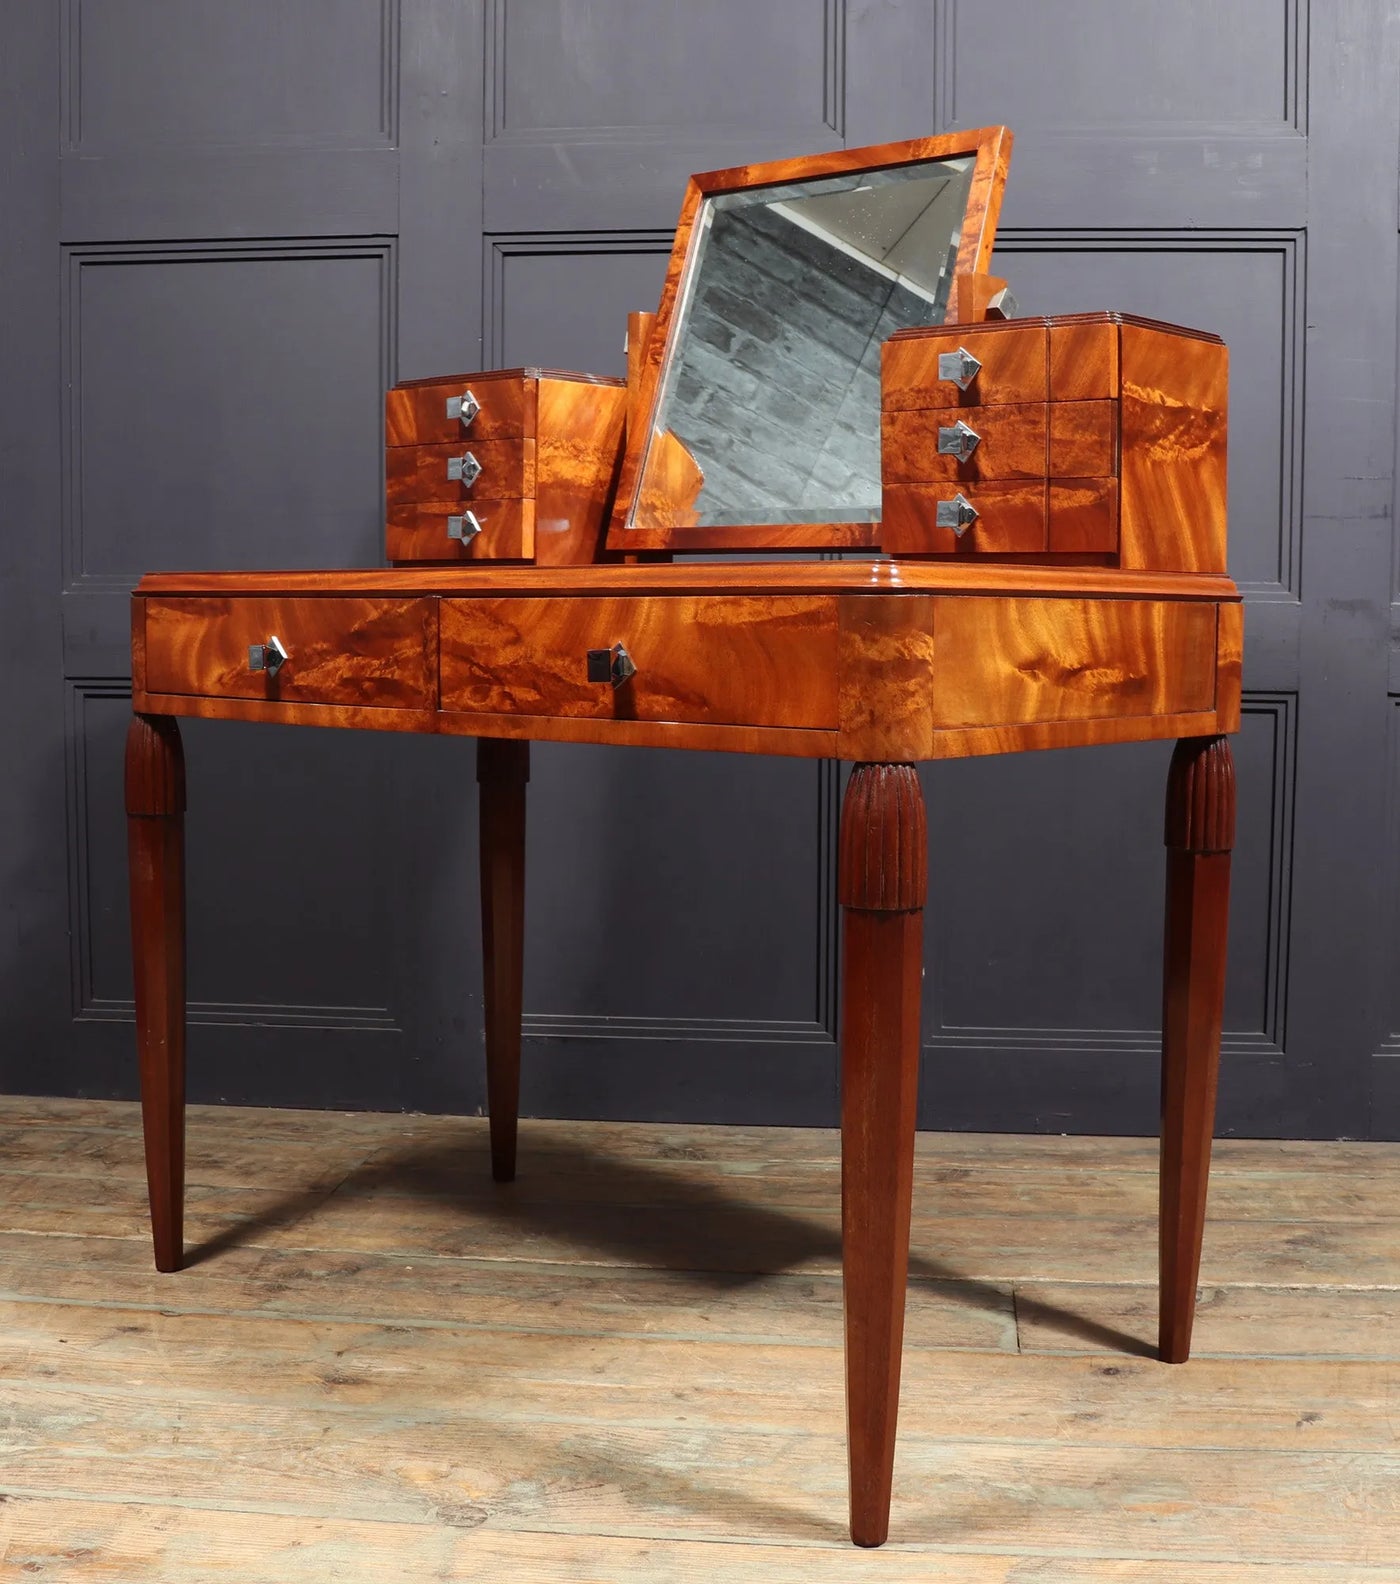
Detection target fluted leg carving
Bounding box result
[126,713,187,1273]
[478,737,529,1183]
[1160,734,1235,1362]
[839,763,927,1547]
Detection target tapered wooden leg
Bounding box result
[126,713,187,1274]
[1159,734,1235,1363]
[477,737,529,1183]
[839,763,927,1548]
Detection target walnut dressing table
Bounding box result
[126,129,1240,1548]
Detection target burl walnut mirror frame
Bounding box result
[607,125,1013,554]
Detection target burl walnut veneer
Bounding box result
[127,127,1239,1550]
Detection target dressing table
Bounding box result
[126,126,1240,1547]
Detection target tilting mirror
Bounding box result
[609,128,1012,551]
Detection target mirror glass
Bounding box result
[630,156,976,530]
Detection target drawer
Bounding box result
[882,323,1048,410]
[143,597,435,708]
[881,481,1047,555]
[386,375,531,446]
[1049,400,1118,476]
[440,596,838,729]
[882,403,1047,484]
[1049,479,1119,553]
[385,439,535,505]
[386,500,535,562]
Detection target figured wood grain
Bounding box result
[631,427,706,530]
[384,436,534,504]
[926,597,1218,730]
[881,481,1047,555]
[1048,400,1118,476]
[881,323,1048,411]
[534,376,628,565]
[143,596,436,708]
[606,128,1011,552]
[882,403,1048,483]
[1048,318,1119,402]
[1119,322,1229,573]
[132,561,1239,602]
[440,595,839,729]
[385,498,534,562]
[836,596,937,761]
[1214,600,1244,733]
[1047,478,1120,553]
[385,366,536,446]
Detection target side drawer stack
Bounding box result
[880,312,1227,573]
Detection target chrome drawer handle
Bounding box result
[445,390,481,427]
[447,510,484,543]
[936,419,981,461]
[248,635,289,677]
[448,451,482,487]
[935,493,979,536]
[936,347,981,390]
[586,643,637,688]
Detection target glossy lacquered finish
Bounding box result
[881,313,1227,569]
[385,368,626,566]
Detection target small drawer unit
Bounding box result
[384,368,626,566]
[880,313,1226,572]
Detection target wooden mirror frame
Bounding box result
[605,126,1013,555]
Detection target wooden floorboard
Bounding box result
[0,1097,1396,1579]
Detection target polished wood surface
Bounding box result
[478,738,529,1185]
[385,370,626,566]
[1160,735,1236,1363]
[125,714,186,1275]
[606,127,1012,553]
[143,595,436,708]
[881,313,1226,572]
[440,594,840,729]
[838,763,927,1547]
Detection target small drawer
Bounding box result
[882,323,1048,411]
[386,499,535,562]
[385,439,535,506]
[1049,400,1118,476]
[882,481,1047,555]
[440,596,838,729]
[143,597,435,708]
[1049,479,1119,553]
[882,403,1047,484]
[385,376,531,446]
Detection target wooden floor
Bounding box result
[0,1098,1397,1580]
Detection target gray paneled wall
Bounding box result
[2,0,1398,1140]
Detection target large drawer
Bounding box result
[440,596,838,728]
[143,597,435,708]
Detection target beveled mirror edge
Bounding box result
[604,125,1014,554]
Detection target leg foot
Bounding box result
[477,737,529,1183]
[839,763,927,1547]
[1160,735,1234,1363]
[126,714,187,1273]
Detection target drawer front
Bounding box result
[882,403,1047,484]
[385,439,534,505]
[440,596,838,729]
[385,376,531,446]
[144,597,435,708]
[1049,479,1119,553]
[386,500,535,562]
[882,481,1047,555]
[1049,400,1118,476]
[882,323,1048,410]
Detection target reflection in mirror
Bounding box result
[631,158,975,530]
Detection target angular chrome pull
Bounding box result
[936,419,981,461]
[447,510,484,543]
[445,390,481,427]
[448,451,481,487]
[935,493,979,536]
[586,643,637,688]
[936,346,982,390]
[248,635,289,677]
